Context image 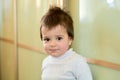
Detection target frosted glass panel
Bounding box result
[68,0,120,80]
[79,0,120,64]
[76,0,120,80]
[0,0,16,80]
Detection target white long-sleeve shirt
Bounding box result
[41,48,93,80]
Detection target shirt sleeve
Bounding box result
[73,61,93,80]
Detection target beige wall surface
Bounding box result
[0,0,16,80]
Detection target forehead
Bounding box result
[41,25,67,35]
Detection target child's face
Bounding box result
[41,25,72,57]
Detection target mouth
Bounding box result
[49,49,58,52]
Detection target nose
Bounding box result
[49,40,57,47]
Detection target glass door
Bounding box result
[0,0,16,80]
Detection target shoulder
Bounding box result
[71,51,93,80]
[42,56,51,67]
[66,50,89,69]
[70,50,90,70]
[70,50,87,63]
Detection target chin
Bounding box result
[50,53,60,57]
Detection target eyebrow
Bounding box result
[55,35,64,37]
[42,35,64,38]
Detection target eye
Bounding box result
[43,38,50,42]
[56,37,63,41]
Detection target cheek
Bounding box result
[59,41,70,49]
[43,44,49,53]
[43,43,48,50]
[58,42,70,54]
[63,40,72,50]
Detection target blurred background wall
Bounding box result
[70,0,120,80]
[0,0,120,80]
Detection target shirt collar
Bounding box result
[49,48,73,61]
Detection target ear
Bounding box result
[68,37,73,46]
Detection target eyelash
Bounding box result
[43,38,50,41]
[43,37,63,42]
[56,37,63,41]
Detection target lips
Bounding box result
[49,49,58,52]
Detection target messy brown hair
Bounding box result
[40,6,74,40]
